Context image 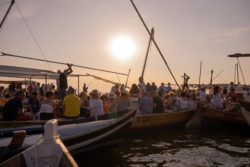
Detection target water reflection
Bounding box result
[74,129,250,167]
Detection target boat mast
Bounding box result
[1,52,128,76]
[228,53,250,85]
[209,69,213,86]
[198,61,202,89]
[130,0,181,91]
[0,0,15,31]
[125,69,131,89]
[236,63,239,85]
[141,28,154,78]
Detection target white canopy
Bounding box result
[0,65,84,79]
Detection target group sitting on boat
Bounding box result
[196,82,250,112]
[132,77,196,114]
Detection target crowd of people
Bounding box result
[0,69,249,122]
[197,83,250,112]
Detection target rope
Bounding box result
[14,2,52,70]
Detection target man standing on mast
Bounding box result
[57,63,73,100]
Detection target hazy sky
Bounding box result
[0,0,250,92]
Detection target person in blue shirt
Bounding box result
[27,91,41,119]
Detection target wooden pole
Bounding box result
[198,61,202,89]
[210,69,213,85]
[236,63,239,85]
[237,58,246,84]
[141,28,154,78]
[78,75,80,95]
[125,69,131,89]
[130,0,181,91]
[234,64,237,84]
[1,52,128,76]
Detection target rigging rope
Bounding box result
[14,2,52,70]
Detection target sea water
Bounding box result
[74,128,250,167]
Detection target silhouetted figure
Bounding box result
[57,64,73,100]
[83,83,88,92]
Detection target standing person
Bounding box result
[120,84,125,93]
[101,94,109,114]
[139,92,153,114]
[150,82,157,94]
[228,82,234,92]
[39,91,56,120]
[129,84,139,97]
[111,83,120,94]
[138,77,146,99]
[80,91,90,117]
[146,83,151,93]
[210,86,223,110]
[58,63,73,100]
[3,91,31,121]
[89,89,104,120]
[108,92,117,113]
[166,82,173,93]
[27,91,41,119]
[152,92,164,113]
[83,83,88,92]
[158,83,166,96]
[63,86,81,118]
[117,90,131,111]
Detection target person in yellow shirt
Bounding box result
[63,86,81,118]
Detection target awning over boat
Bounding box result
[0,65,86,80]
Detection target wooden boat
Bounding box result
[200,105,250,129]
[129,109,195,131]
[0,104,137,137]
[0,119,78,167]
[0,105,137,158]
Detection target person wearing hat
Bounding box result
[89,89,104,120]
[63,86,81,118]
[117,90,131,112]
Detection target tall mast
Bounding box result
[130,0,181,90]
[209,69,213,86]
[228,53,249,84]
[236,63,239,85]
[198,61,202,89]
[0,0,15,31]
[141,28,154,78]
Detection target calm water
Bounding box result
[74,129,250,167]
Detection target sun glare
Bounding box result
[110,36,136,60]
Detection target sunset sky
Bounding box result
[0,0,250,93]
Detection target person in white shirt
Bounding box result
[89,89,104,120]
[210,86,223,110]
[197,88,207,102]
[138,77,146,99]
[111,83,120,94]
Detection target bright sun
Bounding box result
[110,36,136,60]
